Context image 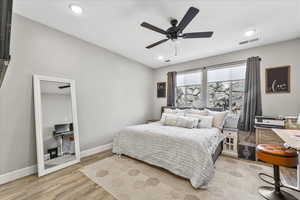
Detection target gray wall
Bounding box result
[153,39,300,119]
[0,15,153,175]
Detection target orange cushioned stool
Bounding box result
[256,144,298,200]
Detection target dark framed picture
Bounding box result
[157,82,166,98]
[266,66,290,94]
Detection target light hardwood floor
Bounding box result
[0,150,116,200]
[0,150,297,200]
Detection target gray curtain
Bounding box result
[167,71,177,106]
[238,57,262,132]
[0,61,8,88]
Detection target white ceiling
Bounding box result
[14,0,300,68]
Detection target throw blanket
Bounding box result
[113,123,224,188]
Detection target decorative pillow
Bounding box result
[198,116,214,128]
[206,109,229,129]
[163,114,178,126]
[160,113,167,123]
[160,113,176,123]
[185,114,213,128]
[185,109,208,116]
[224,113,240,129]
[176,116,199,129]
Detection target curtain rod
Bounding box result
[176,59,247,74]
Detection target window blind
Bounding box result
[177,70,202,87]
[208,65,246,83]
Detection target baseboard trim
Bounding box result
[0,165,37,185]
[0,143,113,185]
[80,143,113,158]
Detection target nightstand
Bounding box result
[222,128,238,158]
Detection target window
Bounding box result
[176,71,203,108]
[207,65,246,113]
[176,63,246,113]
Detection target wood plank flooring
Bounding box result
[0,150,297,200]
[0,150,116,200]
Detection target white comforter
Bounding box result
[112,123,224,188]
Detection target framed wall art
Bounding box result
[157,82,166,98]
[265,65,290,94]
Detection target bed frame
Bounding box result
[212,141,223,163]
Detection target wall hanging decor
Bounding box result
[266,65,290,93]
[157,82,166,98]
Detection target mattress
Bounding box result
[113,122,224,188]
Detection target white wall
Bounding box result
[153,39,300,119]
[0,14,154,175]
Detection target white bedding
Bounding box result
[112,122,224,188]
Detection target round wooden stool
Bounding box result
[256,144,298,200]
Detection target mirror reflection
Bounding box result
[40,80,76,169]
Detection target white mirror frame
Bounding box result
[33,75,80,176]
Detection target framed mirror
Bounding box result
[33,75,80,176]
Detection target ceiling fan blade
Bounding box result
[146,39,169,49]
[141,22,167,35]
[182,31,214,39]
[177,7,199,32]
[58,85,70,89]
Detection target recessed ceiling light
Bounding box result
[157,56,164,60]
[69,4,83,14]
[244,29,256,37]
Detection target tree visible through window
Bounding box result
[176,71,203,108]
[208,65,246,113]
[176,64,246,113]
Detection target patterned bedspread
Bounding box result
[112,122,224,188]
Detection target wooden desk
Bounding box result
[256,127,284,145]
[273,129,300,190]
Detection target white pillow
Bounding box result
[160,113,176,123]
[175,109,185,116]
[163,114,178,126]
[176,116,199,129]
[185,109,208,116]
[160,113,167,123]
[164,108,185,116]
[185,114,213,128]
[206,109,229,129]
[198,116,214,128]
[164,108,177,114]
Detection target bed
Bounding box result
[112,122,224,188]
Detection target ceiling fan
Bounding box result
[141,7,213,49]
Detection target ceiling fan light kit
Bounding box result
[157,56,164,60]
[141,7,214,50]
[69,4,83,14]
